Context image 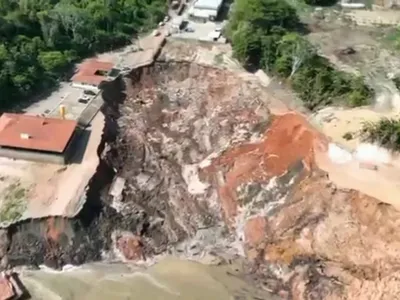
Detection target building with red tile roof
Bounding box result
[71,59,114,88]
[0,113,78,164]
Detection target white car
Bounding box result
[78,94,90,104]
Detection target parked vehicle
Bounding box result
[83,90,96,96]
[78,98,89,104]
[78,93,90,104]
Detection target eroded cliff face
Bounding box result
[105,59,400,299]
[6,42,400,300]
[104,61,275,257]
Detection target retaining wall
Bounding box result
[0,147,66,164]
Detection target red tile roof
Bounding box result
[71,59,114,86]
[0,113,77,153]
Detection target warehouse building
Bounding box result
[189,0,224,21]
[0,113,78,164]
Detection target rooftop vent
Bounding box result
[20,133,30,139]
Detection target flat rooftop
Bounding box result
[193,0,224,10]
[71,59,114,86]
[0,113,77,153]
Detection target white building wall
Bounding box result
[71,82,100,93]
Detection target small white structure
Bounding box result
[339,0,366,8]
[208,30,221,41]
[189,0,224,21]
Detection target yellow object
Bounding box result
[59,105,66,119]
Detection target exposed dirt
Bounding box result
[6,40,400,300]
[205,113,327,223]
[0,116,101,226]
[106,57,400,299]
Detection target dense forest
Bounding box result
[226,0,373,110]
[0,0,166,108]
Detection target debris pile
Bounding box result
[111,60,400,299]
[205,113,327,222]
[5,45,400,299]
[0,272,24,300]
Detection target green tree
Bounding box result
[231,22,262,67]
[0,0,167,110]
[38,50,68,73]
[275,33,313,77]
[227,0,373,110]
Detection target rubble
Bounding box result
[0,277,13,300]
[116,233,145,261]
[0,271,24,300]
[336,46,356,56]
[6,41,400,299]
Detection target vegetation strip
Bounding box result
[0,0,166,109]
[226,0,373,110]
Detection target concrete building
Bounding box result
[0,113,78,164]
[71,59,115,92]
[189,0,224,21]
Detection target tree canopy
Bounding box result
[227,0,373,110]
[0,0,166,109]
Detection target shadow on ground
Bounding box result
[69,129,92,164]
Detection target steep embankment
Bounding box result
[5,77,126,268]
[5,43,400,299]
[102,59,400,299]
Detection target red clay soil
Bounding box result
[244,216,267,248]
[46,217,66,242]
[117,235,145,261]
[205,113,327,222]
[0,277,14,300]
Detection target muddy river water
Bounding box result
[19,258,277,300]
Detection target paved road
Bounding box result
[23,32,164,120]
[168,1,226,42]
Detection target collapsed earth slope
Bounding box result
[110,44,400,299]
[6,41,400,299]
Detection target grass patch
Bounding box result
[0,182,27,223]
